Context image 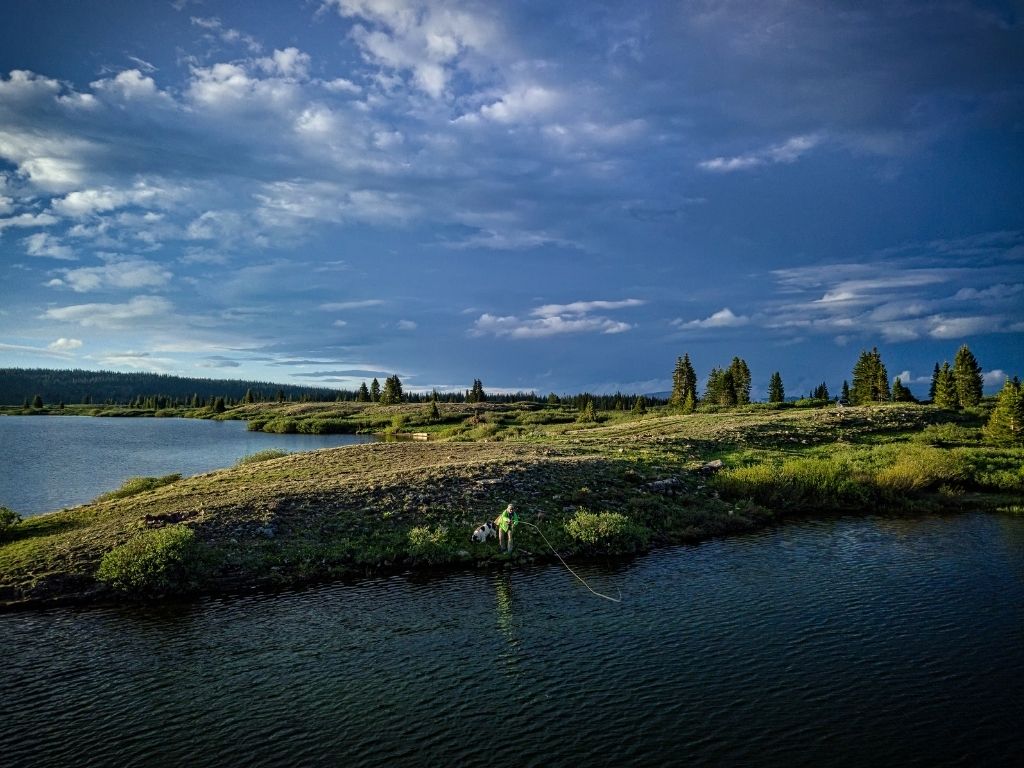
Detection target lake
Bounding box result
[2,512,1022,767]
[0,415,374,516]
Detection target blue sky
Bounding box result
[1,0,1022,398]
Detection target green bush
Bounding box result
[407,525,454,563]
[564,508,650,553]
[95,474,182,502]
[236,449,290,466]
[873,446,969,493]
[0,505,21,537]
[262,418,298,434]
[911,423,980,446]
[715,456,865,509]
[96,525,201,595]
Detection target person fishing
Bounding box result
[495,503,518,553]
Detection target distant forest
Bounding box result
[0,368,656,409]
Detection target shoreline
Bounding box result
[2,402,1021,610]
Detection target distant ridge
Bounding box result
[0,368,340,405]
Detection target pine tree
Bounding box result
[984,377,1022,445]
[669,353,698,411]
[31,394,43,408]
[243,388,255,404]
[213,396,226,413]
[547,392,560,406]
[429,390,441,420]
[276,389,285,403]
[370,378,380,403]
[851,347,890,404]
[379,375,403,405]
[576,397,597,423]
[933,362,958,409]
[705,367,737,406]
[768,372,785,403]
[811,382,830,400]
[952,344,983,408]
[840,381,850,405]
[729,357,752,404]
[357,382,370,402]
[891,377,914,402]
[632,395,647,415]
[928,363,940,401]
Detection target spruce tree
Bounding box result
[669,354,698,411]
[729,357,752,404]
[928,363,940,401]
[851,347,890,404]
[840,381,850,405]
[933,362,958,409]
[891,377,914,402]
[243,388,255,404]
[357,382,370,402]
[31,394,43,408]
[370,378,380,403]
[213,396,226,413]
[380,375,403,405]
[632,395,647,415]
[576,397,597,423]
[705,368,736,406]
[952,344,983,408]
[984,377,1022,445]
[768,372,785,403]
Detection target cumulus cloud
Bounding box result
[42,295,173,328]
[673,307,750,329]
[472,298,642,339]
[47,337,82,351]
[326,0,496,98]
[23,232,75,260]
[49,256,172,293]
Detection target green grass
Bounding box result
[2,400,1021,608]
[235,450,291,466]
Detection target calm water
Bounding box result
[0,415,374,516]
[3,513,1022,767]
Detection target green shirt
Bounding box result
[496,508,519,532]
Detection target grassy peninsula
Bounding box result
[1,400,1022,609]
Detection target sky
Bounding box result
[1,0,1022,399]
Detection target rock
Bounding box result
[699,459,724,474]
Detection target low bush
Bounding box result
[0,505,21,538]
[911,423,980,446]
[96,525,202,595]
[873,446,969,493]
[236,449,290,466]
[564,508,650,553]
[262,418,299,434]
[95,474,182,503]
[406,525,454,563]
[715,455,866,509]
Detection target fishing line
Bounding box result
[518,521,622,604]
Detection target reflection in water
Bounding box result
[495,575,521,677]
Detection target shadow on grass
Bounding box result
[2,514,86,544]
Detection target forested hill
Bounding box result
[0,368,340,406]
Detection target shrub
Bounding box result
[873,446,968,493]
[262,418,298,434]
[715,456,865,509]
[95,474,182,502]
[564,508,650,553]
[236,449,290,466]
[911,423,980,446]
[407,525,453,563]
[0,505,21,537]
[96,525,201,595]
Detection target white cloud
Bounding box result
[257,48,312,80]
[50,256,172,293]
[23,232,75,260]
[396,319,417,330]
[89,69,164,100]
[98,351,175,371]
[458,85,561,125]
[0,212,60,231]
[472,297,641,339]
[323,77,362,94]
[51,182,185,218]
[327,0,496,98]
[674,307,750,329]
[954,283,1024,301]
[984,369,1008,387]
[699,134,821,173]
[927,315,996,339]
[532,299,644,317]
[47,337,82,351]
[42,295,173,328]
[190,16,262,52]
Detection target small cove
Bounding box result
[0,415,374,516]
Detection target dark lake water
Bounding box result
[3,513,1022,767]
[0,415,374,516]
